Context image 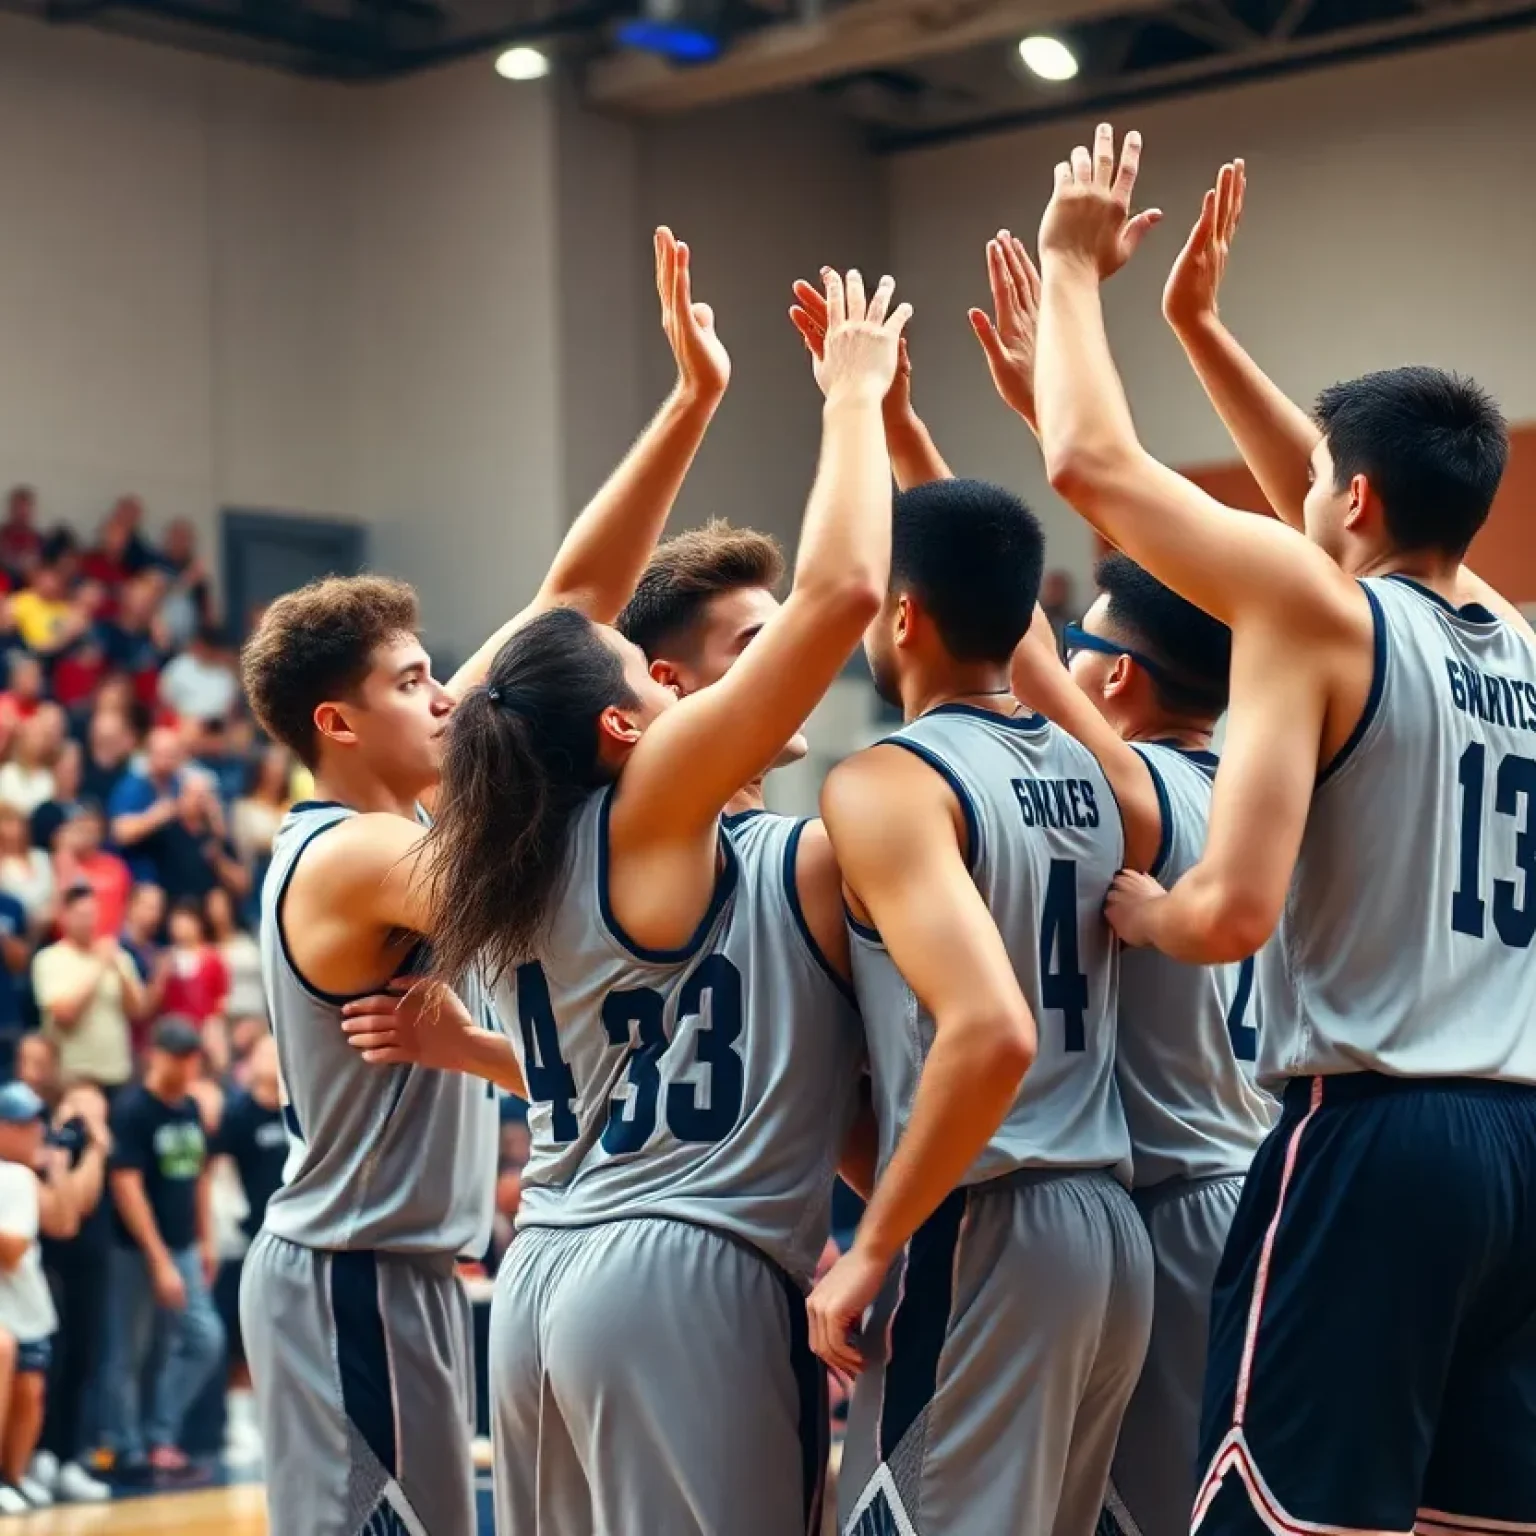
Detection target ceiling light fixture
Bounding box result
[495,45,551,80]
[1018,34,1078,81]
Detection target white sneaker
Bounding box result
[0,1483,31,1515]
[27,1451,58,1494]
[17,1474,53,1507]
[56,1462,112,1503]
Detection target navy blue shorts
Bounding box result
[16,1337,52,1374]
[1195,1073,1536,1536]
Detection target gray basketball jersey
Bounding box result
[848,704,1130,1183]
[1259,576,1536,1085]
[506,794,865,1285]
[260,802,500,1256]
[1119,743,1275,1187]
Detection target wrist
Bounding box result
[1041,246,1102,283]
[668,379,724,418]
[823,385,885,418]
[850,1218,901,1270]
[1167,307,1222,345]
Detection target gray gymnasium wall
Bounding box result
[1,10,1533,661]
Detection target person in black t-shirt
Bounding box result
[100,1019,224,1478]
[210,1033,284,1374]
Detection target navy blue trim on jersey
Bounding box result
[776,1265,830,1536]
[1384,573,1501,626]
[844,904,882,944]
[783,820,857,1005]
[926,701,1048,731]
[880,737,982,874]
[597,785,740,964]
[1151,740,1221,779]
[288,800,353,815]
[1319,581,1388,786]
[723,808,766,829]
[282,1102,304,1140]
[879,1186,967,1461]
[274,814,378,1008]
[329,1250,397,1478]
[1131,746,1175,881]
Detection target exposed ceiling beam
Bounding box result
[585,0,1170,112]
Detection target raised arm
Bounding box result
[1162,160,1318,528]
[612,269,909,845]
[1032,125,1361,635]
[808,746,1036,1375]
[445,229,729,700]
[1106,613,1332,961]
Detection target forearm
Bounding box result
[47,966,107,1027]
[0,1234,28,1270]
[449,388,719,699]
[884,411,953,492]
[113,1181,172,1267]
[1172,313,1316,526]
[455,1030,528,1099]
[68,1145,106,1216]
[1146,859,1271,965]
[796,395,892,601]
[853,1021,1031,1264]
[1036,258,1143,497]
[195,1174,213,1248]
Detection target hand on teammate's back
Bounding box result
[655,225,731,404]
[1037,123,1162,280]
[1162,158,1245,335]
[1103,868,1168,948]
[970,231,1042,427]
[341,978,473,1072]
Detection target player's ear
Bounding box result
[649,657,687,697]
[1343,471,1373,533]
[313,701,359,749]
[1103,655,1134,701]
[893,593,917,650]
[596,703,644,752]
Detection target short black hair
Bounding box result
[892,479,1043,661]
[616,521,784,661]
[1096,553,1231,718]
[1314,367,1507,558]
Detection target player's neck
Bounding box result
[1352,546,1460,599]
[310,760,423,820]
[902,662,1016,724]
[1122,712,1215,752]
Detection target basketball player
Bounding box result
[382,268,905,1536]
[237,226,733,1536]
[1032,125,1536,1536]
[784,465,1150,1536]
[971,230,1275,1536]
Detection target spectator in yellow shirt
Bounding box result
[10,566,85,657]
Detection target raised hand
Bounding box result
[790,280,914,421]
[1163,159,1244,335]
[970,230,1043,428]
[1038,123,1162,281]
[655,226,730,404]
[813,269,912,409]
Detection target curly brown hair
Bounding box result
[616,519,784,660]
[241,575,419,767]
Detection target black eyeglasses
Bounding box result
[1062,624,1171,685]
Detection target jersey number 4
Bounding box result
[1452,744,1536,948]
[514,956,745,1150]
[1040,860,1089,1052]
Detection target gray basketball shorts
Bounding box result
[240,1229,477,1536]
[1106,1174,1244,1536]
[839,1168,1154,1536]
[491,1217,828,1536]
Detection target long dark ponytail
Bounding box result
[423,606,638,988]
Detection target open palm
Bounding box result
[656,226,730,400]
[1163,159,1244,333]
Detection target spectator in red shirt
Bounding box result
[0,657,43,758]
[0,489,41,577]
[51,636,109,716]
[151,900,228,1033]
[53,809,131,940]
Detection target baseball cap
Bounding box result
[0,1082,46,1124]
[152,1017,203,1058]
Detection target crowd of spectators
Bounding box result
[0,484,304,1513]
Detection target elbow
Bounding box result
[1043,441,1122,511]
[798,570,885,635]
[955,1002,1037,1094]
[1190,881,1277,965]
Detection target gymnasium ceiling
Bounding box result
[6,0,1535,146]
